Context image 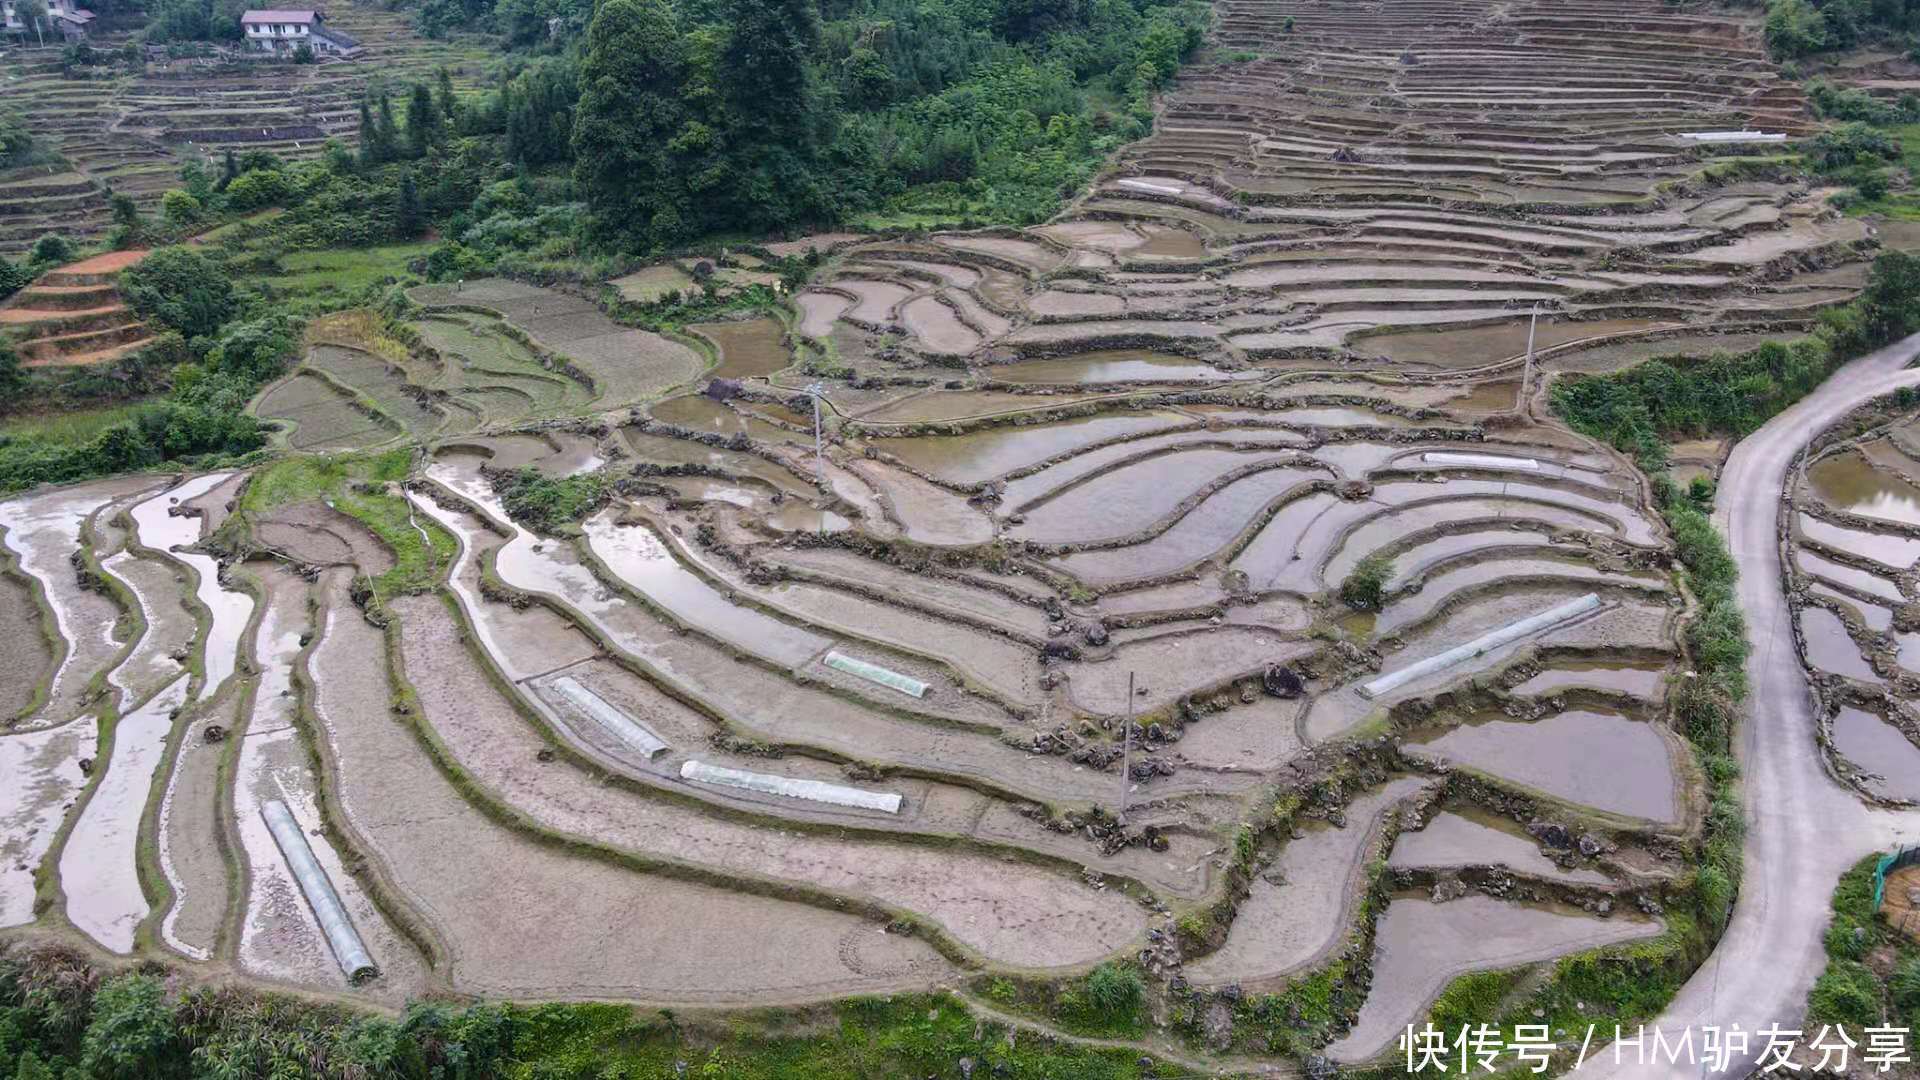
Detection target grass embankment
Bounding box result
[0,945,1182,1079]
[0,403,153,445]
[234,240,440,306]
[1805,857,1920,1032]
[1836,121,1920,221]
[976,962,1151,1041]
[240,449,454,600]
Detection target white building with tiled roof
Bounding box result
[2,0,97,40]
[239,8,362,56]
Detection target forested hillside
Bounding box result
[118,0,1205,247]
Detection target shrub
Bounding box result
[222,169,292,211]
[1340,552,1394,611]
[27,235,71,267]
[1808,122,1900,171]
[1809,961,1882,1028]
[1083,962,1144,1019]
[119,247,234,339]
[0,259,29,303]
[160,190,203,226]
[1765,0,1828,57]
[493,468,610,533]
[0,112,52,169]
[79,975,174,1078]
[1893,956,1920,1012]
[0,339,22,409]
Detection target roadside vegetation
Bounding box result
[1359,243,1920,1066]
[0,944,1175,1079]
[1806,857,1920,1031]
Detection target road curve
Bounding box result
[1576,334,1920,1079]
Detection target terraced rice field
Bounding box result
[3,360,1698,1052]
[1786,411,1920,806]
[0,0,488,254]
[251,280,709,444]
[5,0,1863,1065]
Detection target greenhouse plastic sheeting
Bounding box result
[679,760,903,813]
[1360,593,1600,699]
[552,675,668,759]
[825,652,929,698]
[1421,452,1539,471]
[262,800,378,983]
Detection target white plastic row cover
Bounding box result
[825,651,929,698]
[261,800,378,983]
[551,675,668,759]
[1678,131,1786,143]
[1116,178,1183,195]
[1421,452,1540,470]
[679,760,904,814]
[1358,593,1601,700]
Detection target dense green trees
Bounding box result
[119,247,235,339]
[1552,252,1920,464]
[1764,0,1920,58]
[572,0,692,249]
[502,60,578,166]
[141,0,246,42]
[560,0,1204,250]
[716,0,830,230]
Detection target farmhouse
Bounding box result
[1,0,96,40]
[238,8,362,57]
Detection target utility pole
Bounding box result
[804,380,826,483]
[1118,670,1135,822]
[1522,301,1543,408]
[804,381,829,537]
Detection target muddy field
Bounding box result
[1785,407,1920,806]
[2,0,1854,1064]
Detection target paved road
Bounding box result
[1576,334,1920,1079]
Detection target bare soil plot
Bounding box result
[0,569,51,722]
[313,570,952,1001]
[255,372,397,452]
[410,279,705,408]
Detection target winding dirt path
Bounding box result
[1576,333,1920,1079]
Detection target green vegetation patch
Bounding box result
[1340,552,1393,612]
[0,945,1179,1079]
[978,961,1150,1041]
[242,450,454,598]
[493,466,611,534]
[242,241,440,304]
[1806,857,1920,1032]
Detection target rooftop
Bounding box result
[240,9,318,22]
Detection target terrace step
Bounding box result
[22,335,155,368]
[2,283,121,310]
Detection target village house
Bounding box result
[1,0,96,40]
[238,9,362,57]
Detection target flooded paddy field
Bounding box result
[1790,410,1920,805]
[9,308,1709,1064]
[0,0,1825,1060]
[2,346,1702,1036]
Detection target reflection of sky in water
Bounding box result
[1831,707,1920,801]
[1809,452,1920,527]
